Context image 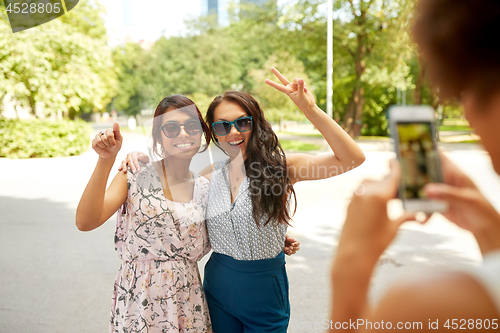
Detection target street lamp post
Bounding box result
[327,0,333,118]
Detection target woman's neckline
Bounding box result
[151,161,197,204]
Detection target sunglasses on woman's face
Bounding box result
[160,119,202,138]
[212,116,253,136]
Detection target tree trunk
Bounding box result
[28,95,37,118]
[353,87,364,137]
[343,53,366,137]
[414,54,426,105]
[25,83,37,117]
[343,85,364,137]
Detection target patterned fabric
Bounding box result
[206,159,287,260]
[111,163,212,332]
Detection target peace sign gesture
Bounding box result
[265,67,317,115]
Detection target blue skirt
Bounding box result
[203,251,290,333]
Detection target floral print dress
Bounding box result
[111,163,212,332]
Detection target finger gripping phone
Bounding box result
[389,106,448,213]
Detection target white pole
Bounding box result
[327,0,333,118]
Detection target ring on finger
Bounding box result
[100,131,105,136]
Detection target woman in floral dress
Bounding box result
[76,95,212,332]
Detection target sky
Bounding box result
[97,0,301,43]
[98,0,202,43]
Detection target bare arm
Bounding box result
[76,123,127,231]
[265,68,365,184]
[330,158,500,331]
[364,272,499,332]
[331,161,416,330]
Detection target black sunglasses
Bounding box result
[160,119,202,138]
[212,116,253,136]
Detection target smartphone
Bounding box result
[388,105,448,213]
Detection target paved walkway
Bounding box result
[0,130,498,332]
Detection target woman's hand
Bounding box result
[424,153,500,254]
[118,151,150,173]
[92,122,123,160]
[284,234,300,256]
[265,67,317,115]
[336,160,416,263]
[330,161,416,328]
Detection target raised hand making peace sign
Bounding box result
[265,67,317,115]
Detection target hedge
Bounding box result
[0,118,92,158]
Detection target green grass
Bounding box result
[279,139,322,151]
[276,131,323,138]
[355,136,391,140]
[450,139,481,144]
[277,131,391,140]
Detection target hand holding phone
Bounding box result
[389,106,448,213]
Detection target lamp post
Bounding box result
[327,0,333,118]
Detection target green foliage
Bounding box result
[0,0,116,117]
[108,0,328,120]
[249,53,309,123]
[112,42,148,115]
[279,139,321,151]
[0,118,91,158]
[278,0,327,110]
[333,0,415,136]
[186,92,218,117]
[439,125,472,132]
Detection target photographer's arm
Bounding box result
[331,161,416,331]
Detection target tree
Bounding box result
[277,0,328,111]
[111,41,149,115]
[141,32,243,108]
[333,0,414,137]
[0,0,116,118]
[108,0,328,122]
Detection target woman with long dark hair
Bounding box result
[199,68,364,332]
[77,95,213,332]
[122,68,365,332]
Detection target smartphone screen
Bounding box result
[396,122,440,200]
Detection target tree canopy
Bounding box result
[0,0,458,136]
[0,0,116,118]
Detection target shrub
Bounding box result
[0,118,91,158]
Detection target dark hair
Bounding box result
[151,95,210,159]
[412,0,500,103]
[206,91,297,227]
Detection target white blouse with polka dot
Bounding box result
[206,159,287,260]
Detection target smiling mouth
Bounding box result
[174,142,195,149]
[228,139,244,146]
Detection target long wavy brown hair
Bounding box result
[206,91,296,227]
[151,95,210,159]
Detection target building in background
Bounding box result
[200,0,230,26]
[241,0,275,5]
[200,0,278,26]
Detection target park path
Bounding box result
[0,130,499,332]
